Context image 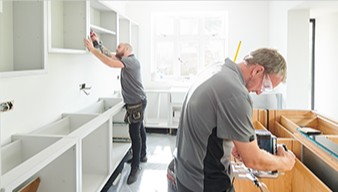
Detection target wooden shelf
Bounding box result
[90,25,116,36]
[234,120,332,192]
[267,109,338,191]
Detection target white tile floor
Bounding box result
[108,133,176,192]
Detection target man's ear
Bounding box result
[251,64,265,77]
[124,46,130,54]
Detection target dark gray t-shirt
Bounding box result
[175,58,255,192]
[120,54,146,104]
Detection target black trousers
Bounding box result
[128,99,147,170]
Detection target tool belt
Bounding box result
[124,102,144,124]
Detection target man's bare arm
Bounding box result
[233,140,295,172]
[97,44,112,57]
[84,38,124,68]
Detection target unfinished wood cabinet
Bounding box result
[234,132,331,192]
[267,110,338,191]
[268,110,338,135]
[252,109,268,128]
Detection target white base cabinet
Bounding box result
[0,97,129,192]
[144,88,187,129]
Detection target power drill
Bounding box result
[90,29,100,48]
[89,29,111,57]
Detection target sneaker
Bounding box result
[127,167,141,185]
[126,156,148,164]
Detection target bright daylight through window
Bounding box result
[151,12,228,83]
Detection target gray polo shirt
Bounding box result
[120,54,146,104]
[175,58,255,192]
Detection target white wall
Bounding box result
[287,9,312,109]
[2,1,338,144]
[0,54,120,144]
[125,1,269,89]
[268,1,303,108]
[269,1,338,120]
[314,12,338,120]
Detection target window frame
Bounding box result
[151,11,228,83]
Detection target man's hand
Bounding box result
[232,146,242,161]
[84,37,95,52]
[276,144,296,171]
[90,31,99,42]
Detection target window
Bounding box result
[151,12,228,82]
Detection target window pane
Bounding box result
[204,40,225,68]
[179,42,199,76]
[152,12,227,82]
[180,17,198,35]
[155,42,175,76]
[155,16,174,36]
[204,16,224,36]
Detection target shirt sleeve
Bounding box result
[121,56,138,70]
[216,94,256,142]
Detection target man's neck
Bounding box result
[123,52,133,57]
[238,61,253,85]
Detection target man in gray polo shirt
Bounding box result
[175,48,296,192]
[85,36,147,185]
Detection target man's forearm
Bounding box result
[97,44,112,57]
[89,45,124,68]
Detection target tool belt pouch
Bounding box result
[124,102,143,124]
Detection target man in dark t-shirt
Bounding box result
[85,35,146,185]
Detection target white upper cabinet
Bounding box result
[90,0,117,52]
[48,1,88,53]
[119,14,139,55]
[0,1,47,78]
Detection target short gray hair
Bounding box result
[244,48,287,82]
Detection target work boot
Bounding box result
[127,167,141,185]
[141,156,148,162]
[126,156,148,164]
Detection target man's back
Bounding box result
[175,59,255,192]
